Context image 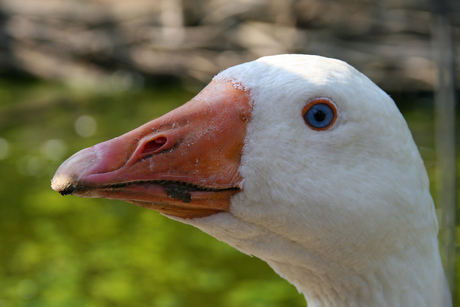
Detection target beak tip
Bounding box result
[51,173,76,195]
[50,144,108,196]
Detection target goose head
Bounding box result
[51,55,450,306]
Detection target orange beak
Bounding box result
[51,80,252,219]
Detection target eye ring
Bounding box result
[302,98,337,131]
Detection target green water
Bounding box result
[0,79,454,306]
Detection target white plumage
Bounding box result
[180,55,450,306]
[52,54,451,306]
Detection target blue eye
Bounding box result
[302,99,337,130]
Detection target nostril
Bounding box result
[142,136,168,155]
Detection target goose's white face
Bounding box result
[51,55,437,270]
[182,55,437,266]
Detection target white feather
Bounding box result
[170,55,450,306]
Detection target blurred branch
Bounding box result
[432,0,457,300]
[0,0,458,90]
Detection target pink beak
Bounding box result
[51,80,252,219]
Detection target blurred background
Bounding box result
[0,0,458,306]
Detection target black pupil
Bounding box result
[314,110,326,122]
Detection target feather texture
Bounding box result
[175,55,451,306]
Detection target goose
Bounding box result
[51,54,451,306]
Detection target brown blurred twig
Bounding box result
[0,0,458,90]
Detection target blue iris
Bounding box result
[304,103,335,129]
